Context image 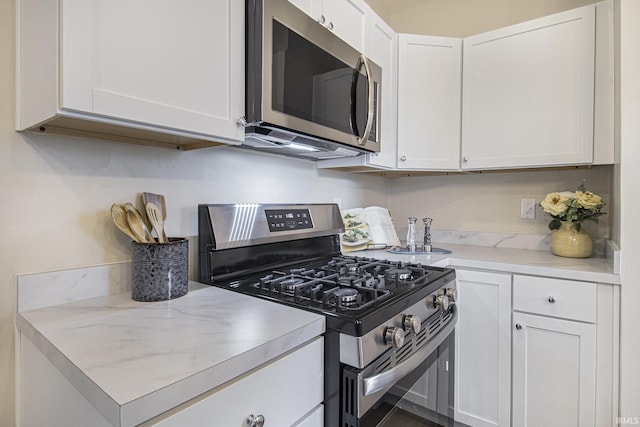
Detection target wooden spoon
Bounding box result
[124,203,154,243]
[145,203,167,244]
[110,204,140,242]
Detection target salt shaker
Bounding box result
[406,217,417,252]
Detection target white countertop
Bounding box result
[354,243,620,284]
[15,242,619,426]
[16,282,325,426]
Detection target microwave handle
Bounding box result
[352,55,375,146]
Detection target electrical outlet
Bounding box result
[520,198,536,219]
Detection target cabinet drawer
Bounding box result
[150,337,324,426]
[513,276,596,323]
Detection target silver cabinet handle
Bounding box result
[317,15,326,24]
[462,157,468,163]
[327,21,334,30]
[515,323,522,330]
[547,296,556,304]
[399,155,407,161]
[236,116,248,127]
[246,414,264,427]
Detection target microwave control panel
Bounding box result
[265,209,313,232]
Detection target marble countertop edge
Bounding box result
[120,317,325,426]
[16,312,122,426]
[16,285,326,427]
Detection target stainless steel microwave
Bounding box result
[243,0,382,160]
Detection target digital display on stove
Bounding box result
[265,209,313,232]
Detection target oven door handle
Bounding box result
[361,313,457,397]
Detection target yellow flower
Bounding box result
[575,191,602,210]
[541,192,569,216]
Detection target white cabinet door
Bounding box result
[60,0,244,142]
[454,269,511,427]
[363,10,397,169]
[461,5,595,170]
[289,0,367,52]
[288,0,315,16]
[397,34,462,170]
[512,312,596,427]
[321,0,367,52]
[151,338,324,427]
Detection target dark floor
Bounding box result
[378,408,443,427]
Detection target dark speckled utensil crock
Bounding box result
[131,238,188,302]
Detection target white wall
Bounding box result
[367,0,598,37]
[618,0,640,417]
[388,167,613,239]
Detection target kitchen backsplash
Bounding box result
[431,229,606,255]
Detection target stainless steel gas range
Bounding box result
[198,203,457,427]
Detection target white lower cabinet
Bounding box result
[512,275,619,427]
[454,271,619,427]
[147,337,324,426]
[19,334,324,427]
[512,312,596,427]
[454,269,511,427]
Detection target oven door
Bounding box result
[246,0,381,152]
[342,316,456,427]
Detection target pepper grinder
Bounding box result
[422,217,433,253]
[406,217,417,252]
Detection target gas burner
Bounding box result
[334,288,360,306]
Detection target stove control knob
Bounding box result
[446,288,457,302]
[435,294,450,311]
[384,327,405,348]
[403,315,421,334]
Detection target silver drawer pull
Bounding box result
[515,323,522,330]
[246,414,264,427]
[547,296,556,304]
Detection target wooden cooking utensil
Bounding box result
[142,192,168,242]
[124,203,154,243]
[126,210,151,243]
[145,203,167,244]
[110,204,140,242]
[142,192,167,220]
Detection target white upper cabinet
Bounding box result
[461,5,596,170]
[288,0,367,52]
[397,34,462,170]
[17,0,245,149]
[364,12,398,169]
